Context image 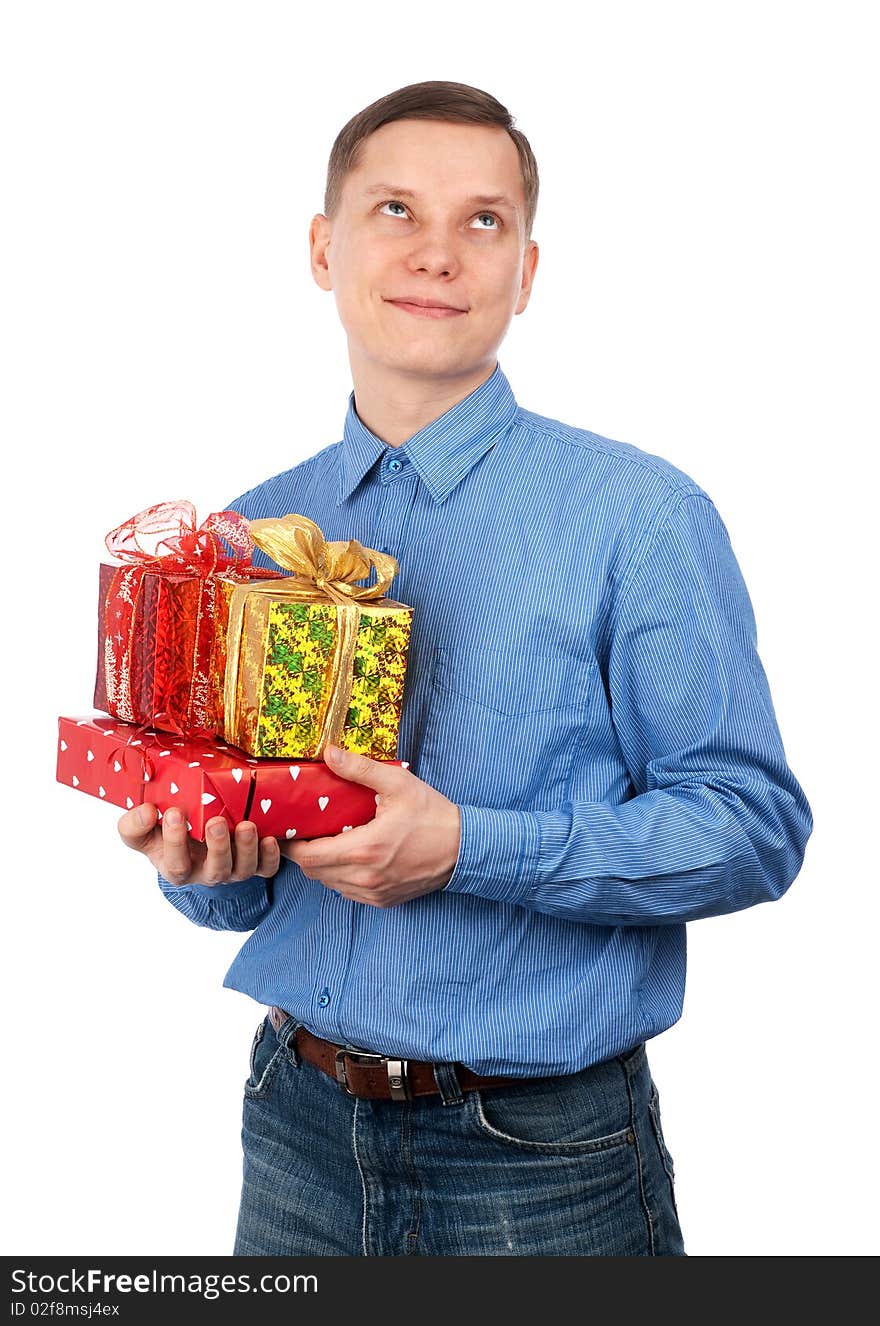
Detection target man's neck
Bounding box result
[350,362,497,448]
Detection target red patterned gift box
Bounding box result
[56,716,406,841]
[93,500,279,736]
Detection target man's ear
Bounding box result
[309,214,333,292]
[515,240,539,316]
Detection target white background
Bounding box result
[2,0,876,1257]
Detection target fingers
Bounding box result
[117,802,162,859]
[211,820,278,882]
[200,817,236,883]
[192,817,265,884]
[119,803,281,887]
[180,817,281,885]
[160,807,200,884]
[255,833,281,879]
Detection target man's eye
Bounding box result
[377,201,500,229]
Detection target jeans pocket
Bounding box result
[243,1016,287,1100]
[470,1061,635,1154]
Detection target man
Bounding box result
[118,80,813,1256]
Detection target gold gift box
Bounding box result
[219,515,413,760]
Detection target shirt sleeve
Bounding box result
[443,492,813,924]
[157,874,272,931]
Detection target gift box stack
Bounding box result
[58,501,414,840]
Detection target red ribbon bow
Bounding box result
[105,500,253,574]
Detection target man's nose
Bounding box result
[404,225,462,278]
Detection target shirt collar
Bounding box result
[336,362,518,506]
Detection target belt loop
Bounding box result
[269,1006,301,1066]
[432,1062,464,1106]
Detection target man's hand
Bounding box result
[281,745,461,907]
[117,804,281,886]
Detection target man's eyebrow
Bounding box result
[362,184,520,213]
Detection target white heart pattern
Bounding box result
[188,762,200,768]
[72,775,79,787]
[401,761,410,769]
[201,793,216,806]
[98,786,106,798]
[131,740,142,747]
[126,797,134,809]
[342,825,353,833]
[86,750,95,762]
[159,751,170,758]
[260,799,272,814]
[285,828,297,839]
[231,769,243,783]
[318,796,329,811]
[289,766,301,781]
[170,782,179,795]
[144,772,151,782]
[113,760,122,773]
[60,740,68,751]
[76,720,89,726]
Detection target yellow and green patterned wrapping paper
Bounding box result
[218,515,413,760]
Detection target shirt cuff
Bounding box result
[158,875,266,895]
[442,804,540,904]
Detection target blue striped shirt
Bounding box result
[159,362,812,1075]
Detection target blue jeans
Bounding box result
[233,1012,685,1256]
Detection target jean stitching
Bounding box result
[399,1104,422,1252]
[352,1098,371,1257]
[622,1061,656,1256]
[648,1085,679,1217]
[472,1090,634,1154]
[247,1018,266,1082]
[243,1041,287,1099]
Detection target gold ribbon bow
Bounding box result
[223,515,403,755]
[247,514,399,603]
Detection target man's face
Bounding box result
[310,119,539,386]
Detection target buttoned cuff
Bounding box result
[159,875,264,895]
[442,805,540,904]
[158,872,268,931]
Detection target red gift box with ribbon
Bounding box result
[93,500,280,737]
[56,716,406,841]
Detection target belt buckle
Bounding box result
[334,1048,411,1101]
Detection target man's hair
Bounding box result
[323,80,539,242]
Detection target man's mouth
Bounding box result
[385,298,468,320]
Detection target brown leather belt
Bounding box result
[269,1006,522,1101]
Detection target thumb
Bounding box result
[323,744,408,792]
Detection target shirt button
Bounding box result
[318,986,331,1007]
[387,458,403,473]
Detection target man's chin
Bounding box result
[373,349,475,380]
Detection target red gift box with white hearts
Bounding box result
[56,715,406,841]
